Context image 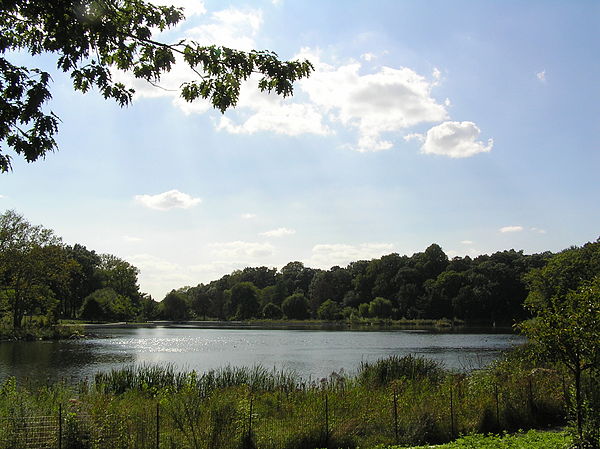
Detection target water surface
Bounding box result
[0,326,525,384]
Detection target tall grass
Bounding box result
[0,350,571,449]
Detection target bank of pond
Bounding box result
[0,348,587,449]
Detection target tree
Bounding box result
[98,254,140,302]
[0,210,72,327]
[368,297,393,319]
[520,241,600,447]
[262,302,283,320]
[520,278,600,446]
[0,0,313,171]
[317,299,342,321]
[160,290,189,320]
[281,293,310,320]
[229,282,260,320]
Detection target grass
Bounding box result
[376,429,571,448]
[0,350,574,449]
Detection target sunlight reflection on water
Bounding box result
[0,326,524,384]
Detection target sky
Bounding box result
[2,0,600,300]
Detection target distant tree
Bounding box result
[280,262,316,296]
[358,302,370,318]
[281,293,310,320]
[0,210,72,327]
[262,302,283,319]
[63,244,102,318]
[317,299,342,321]
[160,290,189,321]
[188,286,211,320]
[98,254,140,302]
[79,287,136,321]
[229,282,260,320]
[138,294,158,321]
[0,0,313,171]
[368,297,393,319]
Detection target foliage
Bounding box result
[0,0,313,171]
[316,299,342,320]
[159,290,189,321]
[262,302,283,319]
[0,210,144,332]
[281,293,310,320]
[0,210,72,327]
[375,430,571,449]
[0,351,572,449]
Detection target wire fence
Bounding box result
[0,371,568,449]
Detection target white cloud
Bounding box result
[306,243,394,269]
[123,235,143,243]
[461,240,474,245]
[536,70,546,82]
[531,227,547,234]
[217,99,331,136]
[0,195,5,199]
[134,189,202,211]
[420,121,493,158]
[361,52,376,61]
[297,49,448,152]
[260,227,296,237]
[218,49,448,150]
[209,241,274,259]
[186,8,262,51]
[500,225,524,233]
[127,253,196,299]
[241,213,257,219]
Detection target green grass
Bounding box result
[0,351,574,449]
[376,429,571,448]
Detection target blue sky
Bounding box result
[2,0,599,300]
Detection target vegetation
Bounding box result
[519,241,600,447]
[0,0,313,172]
[0,352,572,449]
[377,430,571,449]
[0,210,144,333]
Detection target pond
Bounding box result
[0,325,525,384]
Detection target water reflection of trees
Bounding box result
[0,340,134,385]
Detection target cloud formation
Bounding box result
[260,227,296,237]
[215,48,450,151]
[500,225,524,233]
[209,241,274,259]
[419,121,493,158]
[306,243,394,268]
[134,189,201,211]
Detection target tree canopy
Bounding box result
[0,0,313,171]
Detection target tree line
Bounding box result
[1,209,598,328]
[0,210,150,327]
[161,243,556,324]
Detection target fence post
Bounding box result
[248,394,254,437]
[324,393,329,447]
[449,382,455,439]
[58,403,62,449]
[494,383,500,430]
[528,375,535,416]
[393,387,399,444]
[156,402,160,449]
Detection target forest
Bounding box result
[1,209,598,327]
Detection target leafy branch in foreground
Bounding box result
[0,0,313,172]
